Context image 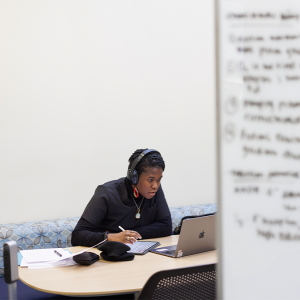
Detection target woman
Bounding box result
[71,149,172,247]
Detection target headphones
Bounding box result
[127,149,160,185]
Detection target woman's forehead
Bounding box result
[141,167,163,177]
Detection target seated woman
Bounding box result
[71,149,172,247]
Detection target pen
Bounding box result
[54,250,62,257]
[119,226,125,231]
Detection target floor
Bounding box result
[0,278,135,300]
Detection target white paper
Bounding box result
[20,248,71,263]
[19,239,107,269]
[27,257,78,269]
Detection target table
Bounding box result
[19,235,217,297]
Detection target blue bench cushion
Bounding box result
[0,217,80,276]
[170,204,217,232]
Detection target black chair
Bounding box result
[137,264,217,300]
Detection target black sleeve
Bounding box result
[132,187,172,239]
[71,186,110,247]
[71,217,106,247]
[81,185,108,227]
[133,215,172,239]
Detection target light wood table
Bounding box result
[19,235,217,297]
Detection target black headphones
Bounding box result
[127,149,159,185]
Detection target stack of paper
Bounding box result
[20,248,77,269]
[20,239,106,269]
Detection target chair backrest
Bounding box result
[137,263,217,300]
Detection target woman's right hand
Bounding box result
[107,230,142,244]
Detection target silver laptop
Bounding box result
[150,214,216,258]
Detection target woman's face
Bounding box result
[134,167,163,199]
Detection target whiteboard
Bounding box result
[217,0,300,299]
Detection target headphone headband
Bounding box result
[127,149,159,184]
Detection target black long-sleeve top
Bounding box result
[71,177,172,247]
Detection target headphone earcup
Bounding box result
[131,170,139,185]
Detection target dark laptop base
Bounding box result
[151,245,177,257]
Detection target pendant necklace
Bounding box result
[131,195,144,219]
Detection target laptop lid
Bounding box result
[151,214,216,258]
[175,214,216,257]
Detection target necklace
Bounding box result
[131,195,144,219]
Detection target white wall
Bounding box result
[0,0,216,224]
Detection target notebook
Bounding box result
[150,214,216,258]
